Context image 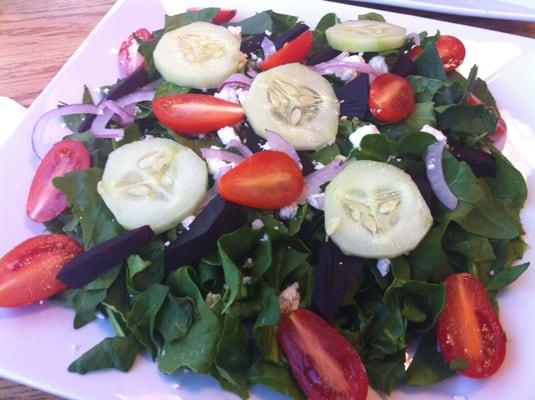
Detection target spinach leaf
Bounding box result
[252,238,273,282]
[126,240,165,293]
[54,168,123,249]
[380,102,436,138]
[358,12,386,22]
[487,263,529,292]
[65,131,114,169]
[488,149,528,211]
[247,360,305,399]
[414,43,447,81]
[155,81,190,97]
[406,332,454,386]
[443,227,496,262]
[231,11,273,36]
[254,287,282,364]
[472,77,499,115]
[407,75,446,102]
[160,267,221,374]
[266,10,298,35]
[165,8,220,32]
[365,351,406,394]
[408,223,451,282]
[68,336,139,374]
[62,85,94,132]
[156,294,196,343]
[312,13,339,54]
[126,284,169,360]
[437,104,497,136]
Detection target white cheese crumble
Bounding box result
[206,157,232,177]
[164,241,170,247]
[369,55,389,75]
[251,218,265,230]
[307,193,325,210]
[265,30,272,36]
[349,124,380,148]
[217,126,240,145]
[214,86,249,105]
[313,160,325,170]
[242,258,253,269]
[279,203,298,220]
[205,292,222,308]
[376,258,391,277]
[334,54,367,81]
[242,276,252,285]
[421,124,447,141]
[259,142,272,150]
[181,215,196,231]
[227,25,242,40]
[278,282,300,314]
[260,233,269,241]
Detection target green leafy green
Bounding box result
[156,294,196,343]
[358,12,386,22]
[254,288,282,364]
[312,13,339,54]
[406,332,454,386]
[165,8,220,32]
[247,361,305,399]
[487,263,529,292]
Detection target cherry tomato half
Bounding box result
[0,234,83,307]
[437,273,506,378]
[27,140,91,223]
[261,30,314,71]
[118,28,153,78]
[369,73,415,122]
[467,93,507,140]
[279,308,368,400]
[186,8,237,24]
[152,94,245,135]
[407,45,423,61]
[435,35,466,72]
[218,150,304,209]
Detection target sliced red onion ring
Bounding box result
[313,52,379,81]
[92,108,123,140]
[217,73,253,91]
[425,140,458,210]
[226,140,253,158]
[246,67,258,78]
[200,148,245,165]
[297,157,345,203]
[115,90,155,107]
[214,164,233,182]
[265,129,301,168]
[261,36,277,58]
[98,100,133,125]
[32,104,99,159]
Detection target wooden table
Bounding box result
[0,1,534,399]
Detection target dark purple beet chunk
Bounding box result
[297,151,316,176]
[240,33,266,54]
[164,196,243,270]
[77,67,151,132]
[242,122,266,153]
[409,172,433,209]
[449,144,497,178]
[335,73,369,119]
[306,48,341,66]
[272,23,310,50]
[57,226,155,288]
[391,53,416,78]
[312,239,366,321]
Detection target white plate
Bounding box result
[357,0,535,21]
[1,1,535,399]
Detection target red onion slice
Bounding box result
[218,73,253,91]
[32,104,99,159]
[261,36,277,58]
[265,129,301,168]
[313,52,379,81]
[200,148,245,165]
[297,157,345,203]
[425,140,458,210]
[98,100,133,125]
[226,140,253,158]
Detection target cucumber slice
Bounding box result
[243,63,340,151]
[324,160,432,258]
[326,20,407,52]
[98,138,208,234]
[153,22,241,89]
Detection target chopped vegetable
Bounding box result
[326,20,406,52]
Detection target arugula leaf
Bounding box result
[68,336,139,374]
[164,8,220,32]
[156,294,196,343]
[247,360,305,399]
[54,168,123,249]
[406,332,454,386]
[254,287,282,364]
[358,12,386,22]
[312,13,339,54]
[160,267,221,374]
[486,263,529,292]
[126,284,169,360]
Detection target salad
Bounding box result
[0,7,530,400]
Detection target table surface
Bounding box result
[0,0,534,399]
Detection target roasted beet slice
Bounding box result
[164,196,243,270]
[391,53,416,78]
[312,239,366,321]
[306,48,341,66]
[272,23,310,49]
[449,144,497,178]
[409,172,434,209]
[240,33,266,54]
[243,122,266,153]
[57,225,154,288]
[77,67,151,132]
[335,73,369,119]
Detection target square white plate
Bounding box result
[1,1,535,399]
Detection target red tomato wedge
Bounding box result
[186,8,237,24]
[407,45,423,61]
[27,140,91,223]
[467,93,507,140]
[0,234,83,307]
[279,309,368,400]
[118,28,153,78]
[437,273,506,378]
[153,94,245,135]
[261,30,313,71]
[369,73,415,122]
[218,151,304,209]
[435,35,466,72]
